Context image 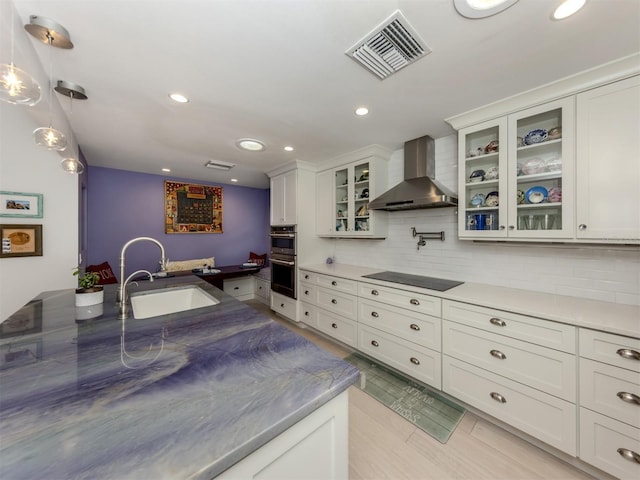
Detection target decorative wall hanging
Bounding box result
[165,181,223,234]
[0,224,43,257]
[0,191,43,218]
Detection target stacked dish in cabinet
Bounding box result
[578,329,640,479]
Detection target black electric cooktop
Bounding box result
[361,271,464,292]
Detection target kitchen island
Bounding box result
[0,276,358,479]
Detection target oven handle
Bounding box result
[270,258,296,266]
[270,233,295,238]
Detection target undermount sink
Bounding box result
[129,285,220,319]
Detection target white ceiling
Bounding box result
[12,0,640,188]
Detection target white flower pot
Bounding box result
[75,287,104,307]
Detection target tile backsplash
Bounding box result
[330,135,639,306]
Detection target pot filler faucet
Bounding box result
[118,236,167,319]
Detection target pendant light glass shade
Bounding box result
[33,125,67,150]
[61,157,84,174]
[0,62,41,105]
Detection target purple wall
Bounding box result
[87,167,270,279]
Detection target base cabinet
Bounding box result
[217,391,349,480]
[270,291,297,322]
[254,277,270,305]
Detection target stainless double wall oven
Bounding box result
[270,225,296,299]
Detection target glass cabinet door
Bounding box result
[353,161,370,233]
[508,97,574,238]
[458,118,507,237]
[334,167,349,233]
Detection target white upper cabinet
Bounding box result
[458,97,575,240]
[316,156,387,238]
[576,75,640,242]
[270,169,297,226]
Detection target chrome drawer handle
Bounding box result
[617,348,640,361]
[410,299,420,306]
[331,280,337,286]
[490,349,507,360]
[331,323,338,329]
[578,224,587,231]
[371,340,379,347]
[371,289,379,296]
[410,323,420,331]
[490,392,507,403]
[410,357,420,365]
[617,448,640,464]
[371,311,379,318]
[331,299,337,304]
[617,392,640,405]
[490,317,506,327]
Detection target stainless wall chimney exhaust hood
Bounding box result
[368,135,458,211]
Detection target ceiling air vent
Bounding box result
[346,10,431,80]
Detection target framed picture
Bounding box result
[164,181,223,234]
[0,191,43,218]
[0,224,43,258]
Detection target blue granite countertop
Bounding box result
[0,276,358,479]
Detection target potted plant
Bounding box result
[73,268,104,307]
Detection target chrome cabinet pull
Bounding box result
[331,298,337,304]
[371,289,379,296]
[410,357,420,365]
[617,348,640,361]
[490,317,506,327]
[331,323,338,329]
[371,340,379,347]
[410,298,420,306]
[578,224,587,231]
[617,448,640,464]
[499,225,506,230]
[304,290,309,295]
[280,303,285,308]
[490,349,507,360]
[410,323,420,331]
[331,280,337,286]
[508,225,514,230]
[304,311,310,316]
[617,392,640,405]
[371,311,379,318]
[304,274,309,279]
[490,392,507,403]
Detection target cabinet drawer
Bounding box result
[300,301,317,328]
[224,277,255,298]
[299,270,318,285]
[443,300,576,353]
[580,357,640,428]
[316,274,357,294]
[443,356,576,455]
[358,324,441,389]
[299,282,316,304]
[316,308,357,347]
[270,292,297,322]
[443,321,576,402]
[580,329,640,373]
[358,298,441,352]
[316,287,357,318]
[580,407,640,480]
[359,282,441,317]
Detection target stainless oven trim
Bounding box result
[270,257,295,266]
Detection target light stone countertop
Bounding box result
[299,263,640,339]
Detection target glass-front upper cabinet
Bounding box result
[335,161,372,234]
[458,97,574,240]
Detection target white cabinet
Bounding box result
[254,277,270,305]
[578,329,640,479]
[270,169,297,225]
[224,277,255,301]
[442,300,577,455]
[270,291,297,321]
[458,97,575,240]
[576,75,640,243]
[316,156,387,238]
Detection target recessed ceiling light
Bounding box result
[284,146,294,152]
[453,0,520,18]
[236,138,265,151]
[355,107,369,116]
[552,0,586,19]
[162,168,171,172]
[169,93,189,103]
[231,178,238,183]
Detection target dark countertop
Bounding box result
[0,276,358,479]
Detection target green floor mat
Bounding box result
[345,352,465,443]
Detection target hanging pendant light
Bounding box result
[0,6,41,105]
[61,157,84,174]
[26,16,73,151]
